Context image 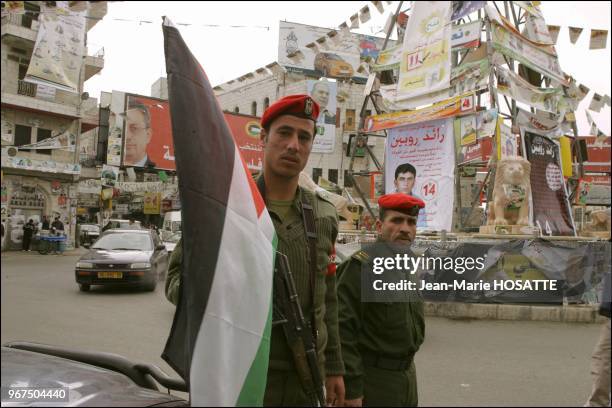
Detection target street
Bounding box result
[1,251,603,406]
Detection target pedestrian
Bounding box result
[585,241,611,407]
[51,216,64,234]
[165,95,346,406]
[41,216,50,230]
[337,193,426,407]
[22,219,36,251]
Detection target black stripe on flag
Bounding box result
[161,19,236,385]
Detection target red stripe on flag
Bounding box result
[239,153,266,217]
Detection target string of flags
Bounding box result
[546,24,608,50]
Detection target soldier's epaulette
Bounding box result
[352,250,370,263]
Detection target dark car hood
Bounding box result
[80,249,153,263]
[1,347,183,406]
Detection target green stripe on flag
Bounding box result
[236,235,277,406]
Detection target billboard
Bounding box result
[307,80,337,154]
[223,113,264,171]
[123,95,175,170]
[278,21,391,80]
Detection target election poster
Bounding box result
[307,80,337,154]
[496,66,563,113]
[397,1,453,100]
[385,118,455,231]
[523,130,576,236]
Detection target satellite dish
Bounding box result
[81,92,89,100]
[7,146,18,157]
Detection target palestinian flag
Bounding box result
[161,18,275,406]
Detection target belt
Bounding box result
[362,352,414,371]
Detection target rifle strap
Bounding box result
[300,193,319,342]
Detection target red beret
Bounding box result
[378,193,425,216]
[260,94,320,129]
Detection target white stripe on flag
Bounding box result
[190,147,275,406]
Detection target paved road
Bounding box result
[1,251,604,406]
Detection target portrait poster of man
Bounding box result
[307,80,337,154]
[385,118,456,231]
[122,95,175,170]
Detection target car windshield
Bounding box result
[326,53,342,61]
[91,232,152,251]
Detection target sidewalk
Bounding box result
[425,301,606,324]
[1,247,88,257]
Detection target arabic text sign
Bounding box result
[386,118,455,231]
[365,93,475,132]
[490,23,566,84]
[576,176,611,206]
[398,1,452,99]
[496,66,562,113]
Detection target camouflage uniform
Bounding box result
[337,242,425,407]
[165,186,344,406]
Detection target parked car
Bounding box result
[76,223,100,248]
[75,229,169,292]
[314,52,354,78]
[162,232,181,254]
[102,219,142,232]
[1,341,187,407]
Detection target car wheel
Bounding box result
[144,278,157,292]
[79,284,90,292]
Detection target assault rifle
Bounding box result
[272,252,326,407]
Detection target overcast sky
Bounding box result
[85,1,611,135]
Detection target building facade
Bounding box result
[1,2,107,250]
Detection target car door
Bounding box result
[151,233,168,278]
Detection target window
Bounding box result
[328,169,338,184]
[234,106,240,113]
[18,64,29,80]
[263,97,270,110]
[251,101,257,116]
[312,168,323,184]
[344,170,354,187]
[345,109,356,131]
[36,128,52,155]
[14,125,32,147]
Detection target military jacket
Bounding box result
[337,241,425,399]
[164,186,344,377]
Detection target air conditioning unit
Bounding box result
[7,146,18,157]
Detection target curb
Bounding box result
[424,301,606,324]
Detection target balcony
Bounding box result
[81,97,100,131]
[2,80,79,119]
[84,47,105,81]
[1,13,38,45]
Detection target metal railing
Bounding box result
[17,79,37,97]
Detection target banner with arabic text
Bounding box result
[365,93,475,132]
[496,66,563,113]
[398,1,452,100]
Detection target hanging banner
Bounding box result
[490,23,566,84]
[514,1,544,18]
[457,137,493,165]
[588,93,604,113]
[497,120,519,159]
[523,130,576,237]
[19,130,76,151]
[385,118,455,231]
[458,115,477,146]
[372,44,402,71]
[496,66,563,113]
[307,80,337,154]
[144,192,161,215]
[1,156,80,175]
[522,8,555,45]
[381,59,489,109]
[452,20,482,50]
[25,4,87,92]
[565,81,590,110]
[546,25,561,44]
[451,1,486,21]
[589,29,608,50]
[576,176,612,206]
[365,93,475,132]
[78,179,102,194]
[101,164,119,187]
[397,1,453,100]
[568,26,584,44]
[516,108,569,137]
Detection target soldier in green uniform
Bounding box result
[165,94,345,406]
[337,193,426,407]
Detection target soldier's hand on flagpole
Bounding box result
[325,375,345,406]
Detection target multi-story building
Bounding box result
[212,63,384,197]
[1,2,107,250]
